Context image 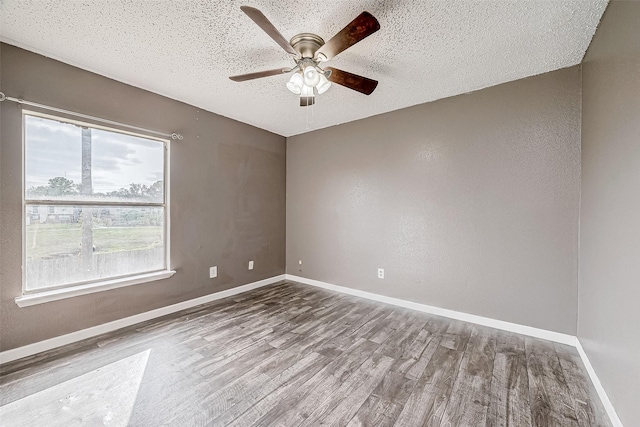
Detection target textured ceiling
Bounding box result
[1,0,608,137]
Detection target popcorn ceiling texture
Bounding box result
[0,0,608,137]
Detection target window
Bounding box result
[23,111,169,294]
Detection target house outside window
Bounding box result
[23,111,169,293]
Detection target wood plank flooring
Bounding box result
[0,281,611,426]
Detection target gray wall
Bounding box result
[579,0,640,424]
[287,66,581,334]
[0,43,286,351]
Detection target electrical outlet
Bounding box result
[378,268,384,279]
[209,266,217,278]
[298,260,303,271]
[248,260,254,270]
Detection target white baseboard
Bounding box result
[0,274,285,365]
[286,274,625,426]
[575,339,624,427]
[0,273,623,427]
[286,274,576,346]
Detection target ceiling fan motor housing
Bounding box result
[290,33,325,59]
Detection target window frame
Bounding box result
[20,109,173,302]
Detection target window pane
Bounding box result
[91,129,164,203]
[25,114,164,203]
[25,115,82,198]
[26,205,165,291]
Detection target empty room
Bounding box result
[0,0,638,426]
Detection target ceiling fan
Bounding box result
[229,6,380,106]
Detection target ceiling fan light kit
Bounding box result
[302,65,320,87]
[230,6,380,107]
[286,72,304,94]
[316,74,331,94]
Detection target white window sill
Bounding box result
[15,270,176,308]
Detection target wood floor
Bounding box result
[0,281,610,426]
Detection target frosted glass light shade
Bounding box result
[300,85,314,96]
[303,65,320,87]
[316,74,331,94]
[286,73,303,94]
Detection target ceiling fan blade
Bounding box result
[240,6,297,56]
[325,67,378,95]
[229,68,290,82]
[315,12,380,61]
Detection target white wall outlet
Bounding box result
[378,268,384,279]
[209,266,217,279]
[248,260,254,270]
[298,260,303,265]
[298,259,303,271]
